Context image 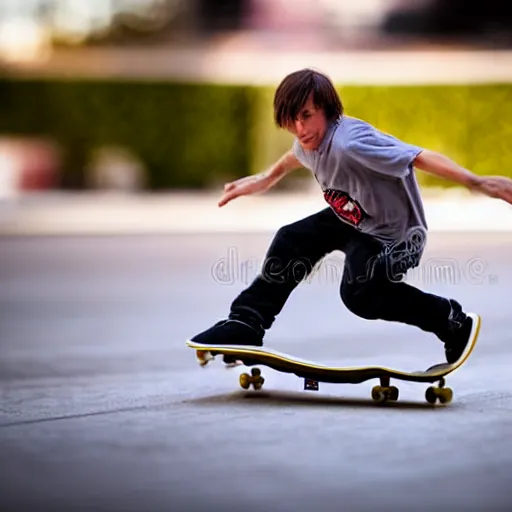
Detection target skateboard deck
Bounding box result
[186,312,481,405]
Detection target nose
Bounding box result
[294,119,305,137]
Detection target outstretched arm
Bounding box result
[218,150,302,207]
[414,149,512,204]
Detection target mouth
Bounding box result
[300,135,314,144]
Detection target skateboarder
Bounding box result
[188,68,512,364]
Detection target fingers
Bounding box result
[491,178,512,203]
[218,190,238,207]
[503,189,512,204]
[486,179,512,204]
[220,182,236,206]
[218,194,231,207]
[220,177,252,205]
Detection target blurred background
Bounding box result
[3,6,512,510]
[0,0,511,200]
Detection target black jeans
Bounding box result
[230,207,452,336]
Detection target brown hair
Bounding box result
[273,68,343,128]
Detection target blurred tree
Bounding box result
[0,0,196,47]
[195,0,249,33]
[83,0,192,46]
[383,0,512,44]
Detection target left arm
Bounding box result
[414,149,512,204]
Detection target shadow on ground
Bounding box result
[183,389,460,411]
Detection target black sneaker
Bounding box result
[189,317,264,347]
[188,316,264,366]
[438,299,476,364]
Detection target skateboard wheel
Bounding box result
[239,373,251,389]
[196,350,213,366]
[224,360,242,368]
[371,385,398,403]
[371,385,389,403]
[371,385,382,401]
[425,386,453,405]
[223,354,241,367]
[251,368,261,377]
[252,377,264,390]
[425,386,437,404]
[371,385,382,399]
[438,387,453,404]
[389,386,399,401]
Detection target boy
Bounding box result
[188,68,512,364]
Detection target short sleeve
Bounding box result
[292,138,315,170]
[344,123,423,178]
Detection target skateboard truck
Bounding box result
[304,378,319,391]
[239,368,265,390]
[424,377,453,405]
[371,376,400,404]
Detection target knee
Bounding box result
[340,284,380,320]
[272,222,316,266]
[273,222,303,246]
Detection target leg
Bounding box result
[230,207,354,329]
[340,232,475,362]
[340,233,451,333]
[191,208,358,346]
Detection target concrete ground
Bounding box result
[1,231,511,512]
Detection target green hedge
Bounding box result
[254,83,512,188]
[1,77,511,189]
[0,77,255,189]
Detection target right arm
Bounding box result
[218,149,302,207]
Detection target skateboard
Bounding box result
[186,312,481,405]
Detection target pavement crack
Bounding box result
[0,402,174,428]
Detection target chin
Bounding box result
[301,140,317,151]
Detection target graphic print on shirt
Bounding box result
[324,188,368,227]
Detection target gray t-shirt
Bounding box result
[293,115,427,250]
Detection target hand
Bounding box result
[473,176,512,204]
[218,173,270,207]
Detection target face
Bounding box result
[286,94,328,151]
